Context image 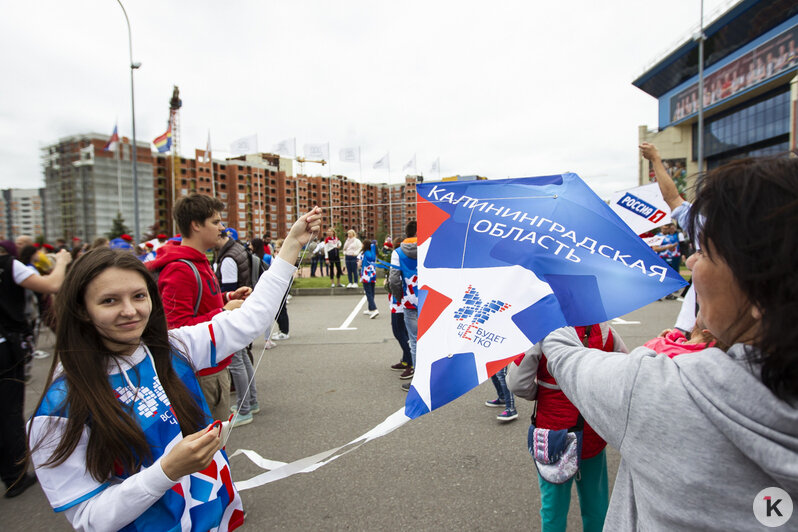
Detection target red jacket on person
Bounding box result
[146,242,232,375]
[534,325,615,460]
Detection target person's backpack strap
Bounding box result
[176,258,202,317]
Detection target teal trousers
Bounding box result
[536,449,609,532]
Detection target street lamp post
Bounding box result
[116,0,141,243]
[696,0,705,175]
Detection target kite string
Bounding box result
[325,195,556,210]
[223,229,316,447]
[460,207,477,269]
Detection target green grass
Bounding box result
[293,275,342,289]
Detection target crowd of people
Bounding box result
[0,150,796,530]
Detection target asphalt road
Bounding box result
[1,292,682,531]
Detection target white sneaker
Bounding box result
[264,339,277,349]
[369,309,380,319]
[331,283,336,288]
[363,309,371,315]
[272,332,290,340]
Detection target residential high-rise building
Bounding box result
[41,134,155,241]
[153,149,420,242]
[41,132,423,244]
[1,188,45,240]
[0,195,6,240]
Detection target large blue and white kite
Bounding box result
[405,173,687,418]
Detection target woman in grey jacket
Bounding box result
[541,158,798,530]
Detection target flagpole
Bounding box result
[209,131,216,197]
[327,142,332,180]
[358,147,364,235]
[327,141,333,229]
[329,153,334,230]
[388,154,393,239]
[116,135,122,214]
[261,166,266,238]
[294,138,300,229]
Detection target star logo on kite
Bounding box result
[453,285,511,325]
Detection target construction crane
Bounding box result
[168,86,182,233]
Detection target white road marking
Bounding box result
[327,296,367,330]
[611,317,641,325]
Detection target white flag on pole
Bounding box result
[204,131,212,163]
[373,153,390,169]
[273,138,295,157]
[402,154,416,172]
[339,147,358,163]
[230,134,258,155]
[430,157,440,173]
[303,143,329,161]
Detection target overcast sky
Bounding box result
[1,0,732,200]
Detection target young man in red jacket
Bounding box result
[147,194,251,421]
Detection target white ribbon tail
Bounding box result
[233,408,410,491]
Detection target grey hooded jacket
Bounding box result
[542,327,798,531]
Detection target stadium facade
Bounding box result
[634,0,798,193]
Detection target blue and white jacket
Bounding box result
[29,258,296,532]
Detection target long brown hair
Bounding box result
[27,248,207,481]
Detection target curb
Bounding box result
[289,286,390,296]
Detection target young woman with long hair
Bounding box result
[27,208,321,531]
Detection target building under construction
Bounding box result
[40,133,154,242]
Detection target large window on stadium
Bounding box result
[693,88,790,166]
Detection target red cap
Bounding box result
[43,243,54,251]
[33,243,41,248]
[157,233,167,240]
[145,242,154,248]
[72,237,81,241]
[120,234,133,242]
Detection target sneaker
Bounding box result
[231,402,260,415]
[264,339,277,349]
[485,398,505,408]
[401,382,411,392]
[346,283,354,289]
[496,410,518,422]
[331,283,336,288]
[3,473,37,499]
[390,361,408,371]
[399,366,414,379]
[363,309,372,315]
[271,332,290,340]
[338,283,346,287]
[286,294,293,300]
[232,412,253,427]
[369,309,380,319]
